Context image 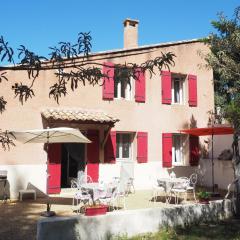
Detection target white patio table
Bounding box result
[81,182,117,202]
[157,177,187,194]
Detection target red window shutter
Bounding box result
[137,132,148,163]
[162,133,172,168]
[47,143,61,194]
[102,62,114,100]
[161,71,172,104]
[188,74,197,107]
[87,130,100,182]
[135,68,146,102]
[104,131,116,163]
[189,135,200,166]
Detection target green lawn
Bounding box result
[113,219,240,240]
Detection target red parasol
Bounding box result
[179,126,234,136]
[180,126,234,194]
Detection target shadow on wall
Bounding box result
[1,166,46,200]
[181,114,198,130]
[27,182,47,198]
[189,115,197,128]
[10,165,25,199]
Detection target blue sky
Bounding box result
[1,0,239,58]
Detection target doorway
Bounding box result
[61,143,86,188]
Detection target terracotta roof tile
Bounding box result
[41,108,119,124]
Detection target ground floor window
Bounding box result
[116,133,132,161]
[172,134,184,165]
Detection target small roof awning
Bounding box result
[41,108,119,125]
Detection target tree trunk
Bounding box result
[232,132,240,218]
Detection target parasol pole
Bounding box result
[41,128,56,217]
[46,131,50,211]
[211,133,214,193]
[211,112,215,194]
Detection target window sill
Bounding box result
[172,163,184,167]
[116,159,134,163]
[114,98,132,101]
[171,103,185,105]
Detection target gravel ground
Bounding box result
[0,197,73,240]
[0,190,196,240]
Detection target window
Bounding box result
[172,134,184,165]
[114,68,133,100]
[116,133,132,161]
[171,74,185,104]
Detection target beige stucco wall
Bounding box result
[0,41,215,195]
[0,41,213,164]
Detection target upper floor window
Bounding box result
[162,71,197,106]
[172,74,185,104]
[114,68,133,100]
[102,63,145,102]
[172,134,184,165]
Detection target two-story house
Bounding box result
[0,19,214,198]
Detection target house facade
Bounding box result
[0,19,214,198]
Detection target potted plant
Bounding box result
[197,191,210,204]
[84,203,108,216]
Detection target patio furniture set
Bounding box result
[71,171,134,214]
[152,173,198,204]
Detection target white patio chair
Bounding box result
[72,188,92,214]
[170,171,176,178]
[70,174,93,190]
[78,174,93,187]
[71,171,90,190]
[86,175,93,183]
[151,177,166,203]
[125,177,135,195]
[114,183,126,210]
[71,178,78,189]
[98,186,118,211]
[112,177,120,185]
[77,170,85,182]
[186,173,198,201]
[170,178,189,204]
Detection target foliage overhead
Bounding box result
[0,30,175,149]
[0,33,175,107]
[204,6,240,127]
[204,6,240,217]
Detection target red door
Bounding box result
[47,144,61,194]
[87,130,100,182]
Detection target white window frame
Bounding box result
[172,134,184,166]
[116,133,133,162]
[171,75,185,104]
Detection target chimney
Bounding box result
[123,18,139,49]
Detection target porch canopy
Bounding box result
[41,108,120,148]
[179,125,234,194]
[41,108,119,125]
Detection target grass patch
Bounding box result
[112,219,240,240]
